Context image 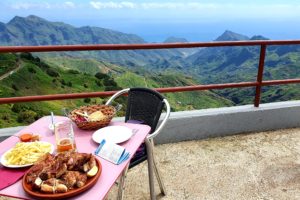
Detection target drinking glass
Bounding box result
[54,120,76,152]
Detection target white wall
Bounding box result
[2,101,300,143]
[155,100,300,144]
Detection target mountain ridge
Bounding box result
[164,36,189,43]
[0,15,185,68]
[0,15,274,71]
[215,30,249,41]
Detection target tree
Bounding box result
[60,79,66,85]
[17,110,37,123]
[20,53,34,61]
[95,72,109,80]
[68,69,80,74]
[67,81,72,87]
[46,68,59,77]
[84,98,91,103]
[95,80,102,87]
[28,67,36,74]
[12,84,18,91]
[103,78,117,87]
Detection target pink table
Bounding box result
[0,116,150,200]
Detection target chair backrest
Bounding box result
[125,88,165,134]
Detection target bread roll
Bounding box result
[88,111,106,121]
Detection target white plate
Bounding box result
[0,141,54,168]
[92,126,133,144]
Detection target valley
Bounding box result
[1,15,300,128]
[0,53,233,128]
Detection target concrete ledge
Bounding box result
[2,100,300,144]
[0,126,26,142]
[155,100,300,144]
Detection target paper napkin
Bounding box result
[94,139,130,165]
[0,165,28,190]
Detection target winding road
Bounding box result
[0,61,21,81]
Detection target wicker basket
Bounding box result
[69,105,116,130]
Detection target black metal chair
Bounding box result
[105,88,170,200]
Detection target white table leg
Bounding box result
[117,164,129,200]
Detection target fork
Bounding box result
[132,129,138,136]
[61,108,70,117]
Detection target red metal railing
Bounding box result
[1,40,300,107]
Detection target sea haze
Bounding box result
[1,15,299,42]
[51,18,300,43]
[1,0,300,42]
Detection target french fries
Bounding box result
[5,141,52,165]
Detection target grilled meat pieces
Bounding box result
[66,152,93,171]
[26,153,55,184]
[40,178,68,193]
[62,171,87,188]
[26,152,97,193]
[83,155,96,172]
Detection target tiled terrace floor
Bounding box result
[2,128,300,199]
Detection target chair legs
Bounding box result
[153,155,166,195]
[145,138,156,200]
[145,138,167,200]
[117,139,166,200]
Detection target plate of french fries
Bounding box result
[0,141,54,168]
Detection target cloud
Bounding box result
[90,1,137,9]
[88,1,300,12]
[89,1,204,10]
[10,2,45,10]
[9,1,77,10]
[64,2,75,8]
[6,1,300,21]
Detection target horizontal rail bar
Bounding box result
[262,79,300,86]
[0,79,300,104]
[0,91,116,104]
[156,82,258,93]
[1,78,300,104]
[0,82,258,104]
[1,40,300,53]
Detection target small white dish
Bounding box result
[0,142,54,168]
[92,126,133,144]
[48,121,64,131]
[49,124,54,131]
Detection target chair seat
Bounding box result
[129,143,147,169]
[126,119,147,168]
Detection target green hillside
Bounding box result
[0,53,18,76]
[114,71,233,111]
[185,31,300,105]
[43,56,126,75]
[0,53,122,128]
[0,53,234,128]
[45,56,234,110]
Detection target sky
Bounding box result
[0,0,300,42]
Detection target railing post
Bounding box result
[254,44,267,107]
